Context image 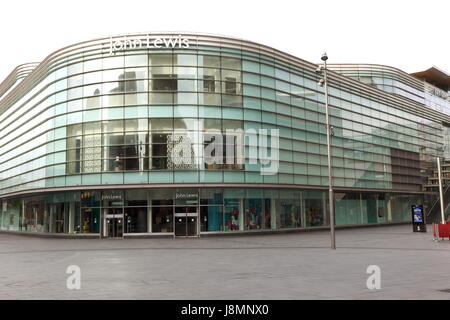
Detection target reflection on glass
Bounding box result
[152,205,173,232]
[224,198,240,231]
[124,207,147,233]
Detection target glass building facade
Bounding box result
[0,33,448,238]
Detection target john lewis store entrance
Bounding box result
[102,204,199,238]
[104,208,124,238]
[174,206,198,237]
[98,189,201,238]
[173,190,200,237]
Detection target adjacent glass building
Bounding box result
[0,33,448,238]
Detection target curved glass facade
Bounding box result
[329,64,450,114]
[0,33,447,237]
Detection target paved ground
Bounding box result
[0,224,449,300]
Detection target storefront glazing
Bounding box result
[0,188,423,237]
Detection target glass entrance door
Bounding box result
[174,206,198,237]
[103,208,124,238]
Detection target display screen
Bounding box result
[413,206,424,223]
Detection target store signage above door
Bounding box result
[107,34,190,56]
[101,194,122,201]
[175,192,198,200]
[174,212,198,217]
[105,214,124,219]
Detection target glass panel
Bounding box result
[125,55,148,67]
[278,197,302,228]
[222,57,241,70]
[124,207,148,233]
[80,208,100,233]
[305,191,326,226]
[199,55,220,68]
[149,54,173,66]
[200,188,223,205]
[176,54,197,66]
[152,206,173,232]
[224,198,240,231]
[151,189,174,205]
[200,206,223,232]
[151,76,177,91]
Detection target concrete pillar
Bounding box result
[322,192,328,226]
[21,199,25,231]
[69,202,75,233]
[147,207,152,233]
[48,205,54,233]
[0,202,3,230]
[270,196,277,230]
[148,191,152,233]
[102,208,107,237]
[300,192,306,228]
[239,198,244,231]
[386,195,392,223]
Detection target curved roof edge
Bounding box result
[0,32,320,112]
[0,32,449,124]
[0,63,39,99]
[327,63,424,87]
[328,63,450,97]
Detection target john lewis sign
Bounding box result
[107,34,190,56]
[175,192,198,200]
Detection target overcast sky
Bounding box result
[0,0,448,82]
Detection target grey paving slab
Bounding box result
[0,225,449,299]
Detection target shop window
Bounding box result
[245,198,265,230]
[23,200,45,232]
[224,198,240,231]
[152,206,173,232]
[200,188,223,205]
[124,207,148,233]
[80,208,100,233]
[200,206,223,232]
[278,199,302,228]
[305,197,325,227]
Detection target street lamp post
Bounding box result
[317,52,336,249]
[437,157,445,224]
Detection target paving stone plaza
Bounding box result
[0,224,449,300]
